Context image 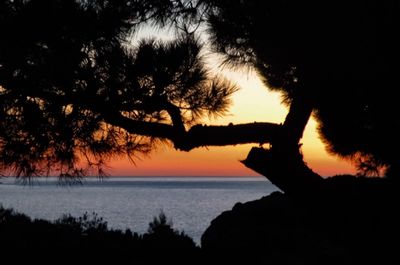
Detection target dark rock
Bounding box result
[202,177,400,264]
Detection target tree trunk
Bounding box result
[243,94,324,196]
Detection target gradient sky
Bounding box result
[108,64,356,177]
[106,27,356,177]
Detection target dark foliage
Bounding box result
[206,1,400,177]
[0,0,235,179]
[143,211,197,249]
[0,206,198,253]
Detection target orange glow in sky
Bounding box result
[108,65,356,177]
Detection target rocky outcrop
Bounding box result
[202,176,400,264]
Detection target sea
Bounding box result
[0,177,277,244]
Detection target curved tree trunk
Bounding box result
[21,80,325,195]
[242,94,324,196]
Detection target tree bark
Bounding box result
[242,94,325,196]
[178,122,280,151]
[101,111,280,151]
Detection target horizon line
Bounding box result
[1,175,266,179]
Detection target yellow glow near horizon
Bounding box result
[107,27,357,177]
[108,65,356,177]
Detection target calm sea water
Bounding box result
[0,177,276,244]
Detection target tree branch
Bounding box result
[101,112,178,140]
[101,111,281,151]
[4,89,278,151]
[179,122,280,151]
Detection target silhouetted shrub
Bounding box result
[142,211,197,249]
[0,205,198,255]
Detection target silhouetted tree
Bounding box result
[1,0,278,180]
[204,1,400,192]
[1,0,400,193]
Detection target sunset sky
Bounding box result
[105,27,357,177]
[109,59,356,177]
